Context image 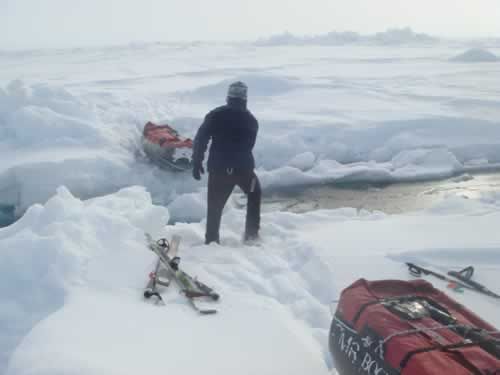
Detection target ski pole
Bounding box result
[406,263,472,293]
[448,266,500,299]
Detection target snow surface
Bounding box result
[2,185,500,374]
[1,42,500,220]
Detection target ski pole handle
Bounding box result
[407,263,445,280]
[448,271,500,299]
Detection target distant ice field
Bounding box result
[1,43,499,217]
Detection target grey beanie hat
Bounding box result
[227,81,248,101]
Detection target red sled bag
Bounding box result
[142,122,193,171]
[329,279,500,375]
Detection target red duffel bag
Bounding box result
[329,279,500,375]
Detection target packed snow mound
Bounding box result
[255,117,500,175]
[167,191,207,223]
[450,48,499,62]
[256,27,437,46]
[0,80,107,147]
[0,80,201,218]
[0,186,169,375]
[257,135,500,192]
[288,152,316,171]
[7,292,328,375]
[0,80,135,212]
[390,148,463,179]
[2,187,331,375]
[3,183,500,374]
[0,152,135,213]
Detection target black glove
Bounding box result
[192,161,204,180]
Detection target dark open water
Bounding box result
[0,204,15,227]
[3,172,500,228]
[261,172,500,215]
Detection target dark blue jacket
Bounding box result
[192,99,258,173]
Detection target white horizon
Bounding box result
[1,0,500,50]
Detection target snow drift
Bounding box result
[0,80,200,221]
[0,80,134,211]
[3,182,500,374]
[0,186,168,374]
[1,186,331,375]
[450,48,499,62]
[2,41,500,226]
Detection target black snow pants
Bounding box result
[205,170,261,244]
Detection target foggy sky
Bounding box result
[1,0,499,49]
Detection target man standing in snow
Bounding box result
[192,81,261,245]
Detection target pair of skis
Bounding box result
[144,234,220,314]
[407,262,500,300]
[143,236,180,303]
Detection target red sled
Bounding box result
[142,122,193,171]
[329,279,500,375]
